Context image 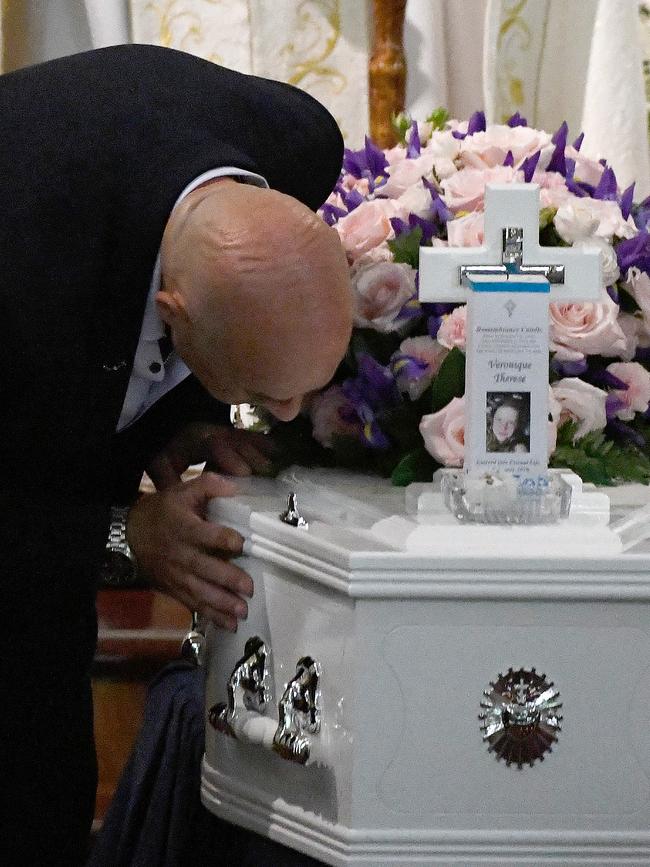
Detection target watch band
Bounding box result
[100,505,139,587]
[107,506,136,563]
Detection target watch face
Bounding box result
[101,550,137,587]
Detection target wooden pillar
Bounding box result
[368,0,407,148]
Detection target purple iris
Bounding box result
[573,132,585,151]
[633,195,650,232]
[452,109,486,140]
[342,136,389,187]
[422,177,452,229]
[521,150,541,182]
[550,356,588,377]
[565,158,592,198]
[588,369,629,391]
[503,150,514,167]
[426,303,460,338]
[406,120,421,158]
[341,354,401,450]
[593,166,618,202]
[390,351,430,394]
[620,183,635,221]
[546,121,568,176]
[320,202,347,226]
[617,231,650,273]
[506,112,528,128]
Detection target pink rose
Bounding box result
[446,211,484,247]
[353,240,393,267]
[351,260,416,332]
[549,293,627,361]
[394,336,448,400]
[534,170,571,207]
[340,173,371,197]
[606,361,650,420]
[550,378,608,439]
[419,396,465,466]
[310,385,360,449]
[458,125,551,169]
[395,180,434,219]
[335,199,398,261]
[383,144,407,165]
[378,152,435,198]
[441,165,523,212]
[617,312,644,361]
[437,305,467,350]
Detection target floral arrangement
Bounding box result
[287,109,650,486]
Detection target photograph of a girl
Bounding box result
[485,392,530,453]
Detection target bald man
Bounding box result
[0,45,350,865]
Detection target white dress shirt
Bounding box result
[116,167,268,432]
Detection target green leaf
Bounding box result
[539,206,557,229]
[387,226,423,268]
[391,111,412,145]
[348,328,402,366]
[425,107,450,131]
[430,346,466,412]
[617,284,641,315]
[538,222,569,248]
[391,448,439,486]
[550,422,650,485]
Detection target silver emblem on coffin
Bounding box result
[479,667,562,767]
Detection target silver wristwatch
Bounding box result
[100,506,139,587]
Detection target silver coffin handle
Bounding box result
[209,637,323,766]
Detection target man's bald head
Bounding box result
[158,180,352,419]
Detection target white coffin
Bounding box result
[201,468,650,866]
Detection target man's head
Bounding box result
[158,179,352,421]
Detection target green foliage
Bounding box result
[391,448,440,486]
[388,226,423,268]
[550,422,650,485]
[539,222,569,248]
[391,111,412,145]
[426,108,450,131]
[348,328,401,367]
[616,284,641,315]
[539,206,557,230]
[430,347,466,412]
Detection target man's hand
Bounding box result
[127,472,252,632]
[147,422,276,490]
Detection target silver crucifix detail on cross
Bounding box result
[418,183,602,304]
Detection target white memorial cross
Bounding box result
[419,183,602,487]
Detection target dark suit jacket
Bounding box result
[0,44,343,676]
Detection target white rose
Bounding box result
[395,181,434,219]
[553,199,599,243]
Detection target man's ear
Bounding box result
[155,287,189,326]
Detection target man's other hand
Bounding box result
[146,422,276,490]
[126,472,252,632]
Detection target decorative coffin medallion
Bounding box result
[479,667,562,767]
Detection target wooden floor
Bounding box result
[92,589,189,823]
